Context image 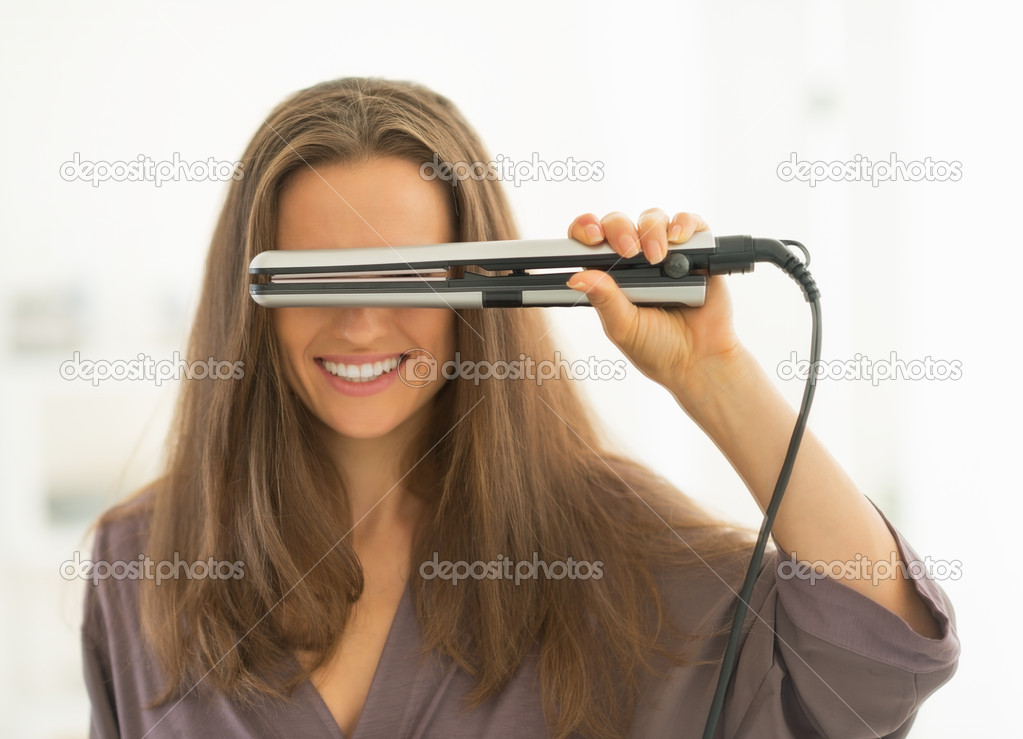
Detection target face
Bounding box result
[271,156,457,441]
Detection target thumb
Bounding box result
[566,270,640,346]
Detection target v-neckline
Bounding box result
[295,582,414,739]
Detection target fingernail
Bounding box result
[668,224,682,242]
[642,240,656,262]
[619,234,640,257]
[584,224,602,243]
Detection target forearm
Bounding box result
[670,346,943,638]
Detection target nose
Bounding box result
[329,306,392,345]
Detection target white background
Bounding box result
[1,0,1018,736]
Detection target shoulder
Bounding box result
[81,485,158,642]
[93,488,154,552]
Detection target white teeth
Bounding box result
[322,357,399,382]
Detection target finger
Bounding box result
[599,211,641,258]
[566,269,640,347]
[637,207,670,264]
[567,213,604,245]
[667,212,711,243]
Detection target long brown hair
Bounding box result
[97,77,754,738]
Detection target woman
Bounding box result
[82,77,960,738]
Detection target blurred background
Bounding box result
[1,0,1018,736]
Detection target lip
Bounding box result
[317,352,403,364]
[314,352,407,398]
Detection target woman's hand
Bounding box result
[566,210,749,404]
[566,212,943,638]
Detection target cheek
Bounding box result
[270,310,316,383]
[416,310,456,357]
[272,308,320,350]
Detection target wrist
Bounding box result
[668,344,765,426]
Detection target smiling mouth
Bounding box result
[317,356,401,383]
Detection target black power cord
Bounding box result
[697,237,822,738]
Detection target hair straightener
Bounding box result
[246,230,792,309]
[248,232,821,739]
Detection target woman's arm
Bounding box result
[565,209,942,639]
[670,340,943,638]
[82,626,120,739]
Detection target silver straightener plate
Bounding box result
[522,285,706,307]
[250,291,485,309]
[249,232,716,273]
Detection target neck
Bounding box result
[317,412,429,539]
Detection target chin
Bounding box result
[323,407,418,441]
[326,418,400,441]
